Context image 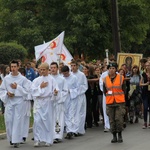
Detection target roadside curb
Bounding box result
[0,133,6,140]
[0,128,33,140]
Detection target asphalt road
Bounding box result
[0,119,150,150]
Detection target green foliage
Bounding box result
[0,114,5,133]
[0,42,27,64]
[0,0,150,60]
[118,0,150,52]
[65,0,112,59]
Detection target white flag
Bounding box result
[34,31,65,64]
[57,44,73,66]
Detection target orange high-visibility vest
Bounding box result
[103,74,125,104]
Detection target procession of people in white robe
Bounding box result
[0,61,89,148]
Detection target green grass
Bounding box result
[30,110,34,127]
[0,114,5,133]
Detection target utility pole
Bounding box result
[111,0,121,59]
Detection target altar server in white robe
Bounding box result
[71,60,88,135]
[61,65,78,139]
[31,62,60,147]
[50,62,68,143]
[21,91,32,142]
[19,67,32,143]
[0,60,31,148]
[99,70,110,132]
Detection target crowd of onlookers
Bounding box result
[66,57,150,129]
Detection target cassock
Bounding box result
[31,74,60,144]
[21,79,32,140]
[99,71,110,130]
[0,73,31,143]
[51,74,68,140]
[63,74,78,134]
[72,70,88,134]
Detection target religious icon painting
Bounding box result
[117,53,143,72]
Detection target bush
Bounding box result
[0,42,27,64]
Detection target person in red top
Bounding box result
[103,63,125,143]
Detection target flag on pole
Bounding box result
[34,31,65,64]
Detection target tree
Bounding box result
[0,0,44,57]
[0,42,27,64]
[118,0,150,52]
[0,0,150,60]
[0,0,69,58]
[64,0,112,59]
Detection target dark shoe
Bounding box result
[118,132,123,143]
[134,117,139,123]
[22,137,26,142]
[78,133,83,136]
[14,143,19,148]
[53,139,58,143]
[55,138,61,143]
[111,132,117,143]
[74,133,78,137]
[130,116,133,124]
[65,133,72,139]
[94,122,99,127]
[123,122,126,128]
[20,137,26,144]
[31,137,34,141]
[10,141,13,145]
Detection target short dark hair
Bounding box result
[71,60,78,66]
[50,62,58,68]
[59,62,64,66]
[10,60,19,66]
[140,58,147,63]
[19,67,26,76]
[121,63,126,67]
[84,65,89,70]
[76,59,81,63]
[61,65,69,72]
[26,62,31,66]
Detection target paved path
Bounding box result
[0,119,150,150]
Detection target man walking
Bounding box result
[0,60,31,148]
[50,62,68,143]
[71,60,88,135]
[31,62,59,147]
[61,66,78,139]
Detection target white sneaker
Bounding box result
[45,143,51,147]
[34,141,40,147]
[104,128,109,132]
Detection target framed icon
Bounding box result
[117,53,143,72]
